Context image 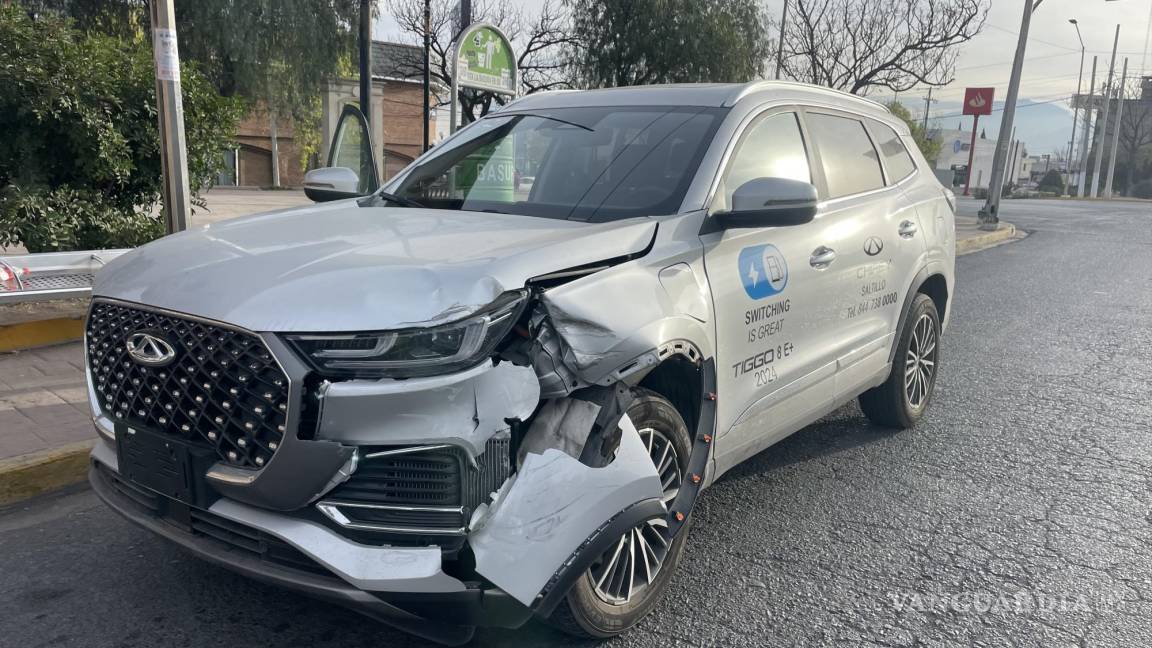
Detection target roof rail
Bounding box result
[726,80,891,112]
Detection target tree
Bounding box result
[780,0,987,95]
[568,0,771,88]
[1117,78,1152,195]
[0,6,242,251]
[886,101,941,164]
[26,0,362,184]
[1037,169,1065,194]
[387,0,575,124]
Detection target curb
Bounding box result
[0,317,85,352]
[0,440,94,508]
[956,222,1020,256]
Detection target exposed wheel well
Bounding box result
[918,273,948,321]
[638,356,702,436]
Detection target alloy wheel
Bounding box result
[904,312,938,409]
[586,426,683,606]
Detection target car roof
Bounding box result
[501,81,891,115]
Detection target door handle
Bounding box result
[898,220,918,238]
[809,246,837,269]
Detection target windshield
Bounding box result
[388,106,725,221]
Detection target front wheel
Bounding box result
[860,293,941,428]
[548,389,692,638]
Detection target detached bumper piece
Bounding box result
[89,460,531,646]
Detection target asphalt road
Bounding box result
[2,199,1150,647]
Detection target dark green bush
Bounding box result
[1131,179,1152,200]
[0,7,242,252]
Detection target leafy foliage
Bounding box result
[1131,179,1152,200]
[568,0,772,88]
[1037,169,1065,194]
[886,102,941,164]
[0,7,242,252]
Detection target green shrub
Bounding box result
[0,7,242,252]
[1037,169,1065,194]
[1131,179,1152,199]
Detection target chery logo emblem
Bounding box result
[125,332,177,366]
[864,236,885,256]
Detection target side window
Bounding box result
[806,113,885,198]
[870,120,918,183]
[714,112,811,212]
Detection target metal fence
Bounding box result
[0,250,128,304]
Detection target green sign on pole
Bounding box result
[449,23,518,134]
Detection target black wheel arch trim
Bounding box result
[889,269,947,365]
[533,357,719,616]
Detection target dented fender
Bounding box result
[538,261,713,390]
[469,415,664,606]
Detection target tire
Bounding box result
[859,293,941,429]
[548,388,693,639]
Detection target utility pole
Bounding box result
[979,0,1044,230]
[775,0,790,80]
[1091,25,1120,198]
[1077,57,1098,198]
[922,87,935,132]
[359,0,373,127]
[422,0,431,152]
[149,0,190,234]
[1065,18,1086,197]
[1105,57,1129,198]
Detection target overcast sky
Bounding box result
[377,0,1152,125]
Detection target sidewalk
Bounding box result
[0,214,1020,504]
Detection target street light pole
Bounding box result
[1104,57,1129,197]
[1090,25,1121,198]
[422,0,430,152]
[979,0,1044,230]
[359,0,372,127]
[1065,19,1086,196]
[149,0,191,234]
[775,0,790,80]
[1077,57,1098,197]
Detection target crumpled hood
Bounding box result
[94,200,656,332]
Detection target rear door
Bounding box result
[801,110,926,401]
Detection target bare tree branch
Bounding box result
[780,0,988,96]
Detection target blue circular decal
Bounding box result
[738,244,788,300]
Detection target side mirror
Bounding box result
[303,167,362,202]
[715,177,819,230]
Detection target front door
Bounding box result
[328,104,380,194]
[701,110,838,466]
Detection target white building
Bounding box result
[930,128,1030,192]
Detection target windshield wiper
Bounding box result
[357,191,426,209]
[517,113,594,132]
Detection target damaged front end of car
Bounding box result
[86,229,718,645]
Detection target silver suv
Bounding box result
[86,82,955,644]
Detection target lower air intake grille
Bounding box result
[320,436,511,535]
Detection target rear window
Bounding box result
[870,120,918,183]
[806,113,885,198]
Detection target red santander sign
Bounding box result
[963,87,995,116]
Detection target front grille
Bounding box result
[86,301,290,470]
[321,436,512,534]
[97,461,333,578]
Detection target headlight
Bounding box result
[286,291,527,378]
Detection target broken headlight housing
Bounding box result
[286,291,527,379]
